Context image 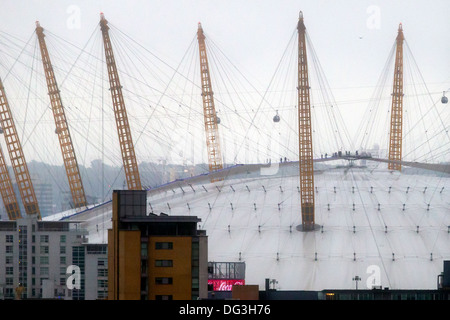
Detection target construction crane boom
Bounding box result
[297,12,315,231]
[0,77,40,219]
[99,13,142,190]
[388,23,405,171]
[197,23,224,181]
[35,21,87,208]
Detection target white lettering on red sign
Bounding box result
[208,279,245,291]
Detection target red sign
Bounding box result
[208,279,245,291]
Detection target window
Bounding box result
[6,256,12,264]
[98,279,108,288]
[32,235,35,243]
[60,246,66,254]
[40,256,49,265]
[6,266,13,275]
[98,269,107,277]
[32,246,35,254]
[98,291,107,299]
[6,245,13,254]
[60,235,66,243]
[155,277,173,285]
[40,246,49,254]
[98,259,106,266]
[192,278,199,289]
[6,235,13,243]
[40,235,49,243]
[141,243,148,258]
[155,242,173,250]
[60,256,66,265]
[4,288,13,298]
[60,277,66,286]
[155,260,173,267]
[5,277,13,286]
[40,267,49,276]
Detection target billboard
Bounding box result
[208,279,245,291]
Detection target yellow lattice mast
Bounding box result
[0,142,21,220]
[35,22,87,208]
[99,13,142,190]
[388,23,405,171]
[197,23,224,181]
[0,77,41,219]
[297,12,315,231]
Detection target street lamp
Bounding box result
[352,276,361,290]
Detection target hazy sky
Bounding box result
[0,0,450,82]
[0,0,448,166]
[1,0,448,87]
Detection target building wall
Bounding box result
[198,234,208,299]
[0,217,106,300]
[118,230,141,300]
[84,245,108,300]
[148,236,192,300]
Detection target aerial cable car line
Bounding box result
[95,23,294,168]
[402,42,449,144]
[59,34,141,194]
[205,37,260,125]
[404,46,442,161]
[305,31,354,152]
[3,29,121,179]
[94,27,212,171]
[354,43,396,151]
[185,31,270,165]
[203,37,267,165]
[104,32,210,176]
[356,28,449,164]
[229,29,299,165]
[36,21,88,209]
[4,48,85,200]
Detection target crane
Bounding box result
[388,24,405,171]
[197,23,224,182]
[99,13,142,190]
[297,12,315,231]
[0,76,41,219]
[35,21,87,208]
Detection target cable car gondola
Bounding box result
[216,112,221,124]
[273,110,280,123]
[442,91,448,104]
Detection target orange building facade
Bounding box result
[108,190,208,300]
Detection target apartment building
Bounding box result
[0,216,107,300]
